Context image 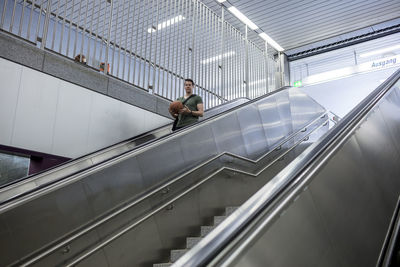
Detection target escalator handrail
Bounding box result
[174,68,400,267]
[19,112,328,266]
[0,97,251,205]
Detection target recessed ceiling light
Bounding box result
[259,32,284,52]
[227,6,258,30]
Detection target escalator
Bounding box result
[0,97,249,204]
[0,88,329,266]
[174,68,400,267]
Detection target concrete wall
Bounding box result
[0,57,171,158]
[0,31,171,118]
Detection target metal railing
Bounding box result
[0,0,279,109]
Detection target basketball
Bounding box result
[169,101,183,114]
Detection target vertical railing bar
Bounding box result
[40,0,52,49]
[127,0,137,83]
[18,0,28,37]
[137,0,147,88]
[73,0,83,57]
[170,0,177,100]
[50,0,61,51]
[190,0,196,81]
[27,0,36,40]
[200,3,205,103]
[233,29,237,98]
[206,9,211,109]
[92,0,101,66]
[230,27,233,99]
[213,11,217,104]
[171,0,178,100]
[157,0,166,95]
[35,0,45,45]
[152,0,160,94]
[220,7,224,101]
[165,0,173,99]
[182,0,189,87]
[86,0,96,67]
[111,0,120,76]
[99,0,106,69]
[116,0,126,78]
[66,0,75,57]
[0,0,8,29]
[104,0,113,74]
[79,0,89,62]
[193,1,198,96]
[51,0,61,50]
[132,0,142,85]
[265,42,269,93]
[211,12,215,107]
[122,0,132,82]
[245,25,249,99]
[177,0,185,98]
[161,0,170,97]
[142,0,153,89]
[10,0,18,32]
[58,0,67,53]
[194,1,199,95]
[146,0,155,92]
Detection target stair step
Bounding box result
[213,215,227,226]
[153,263,172,267]
[225,206,238,216]
[171,249,188,263]
[200,226,215,237]
[186,237,202,249]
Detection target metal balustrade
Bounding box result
[0,0,280,109]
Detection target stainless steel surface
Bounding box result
[0,87,327,266]
[0,97,246,205]
[173,70,400,267]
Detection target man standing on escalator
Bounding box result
[169,78,204,131]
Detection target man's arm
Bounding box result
[192,103,204,117]
[180,103,204,117]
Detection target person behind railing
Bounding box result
[74,54,87,64]
[169,78,204,131]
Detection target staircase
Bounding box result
[153,206,239,266]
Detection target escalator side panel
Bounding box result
[3,180,94,264]
[257,95,286,147]
[236,103,269,159]
[82,156,147,218]
[0,88,327,266]
[178,124,219,169]
[233,190,340,267]
[227,86,400,267]
[211,112,249,158]
[275,89,294,137]
[290,87,326,130]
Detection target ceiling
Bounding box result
[200,0,400,54]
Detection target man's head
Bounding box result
[184,78,194,95]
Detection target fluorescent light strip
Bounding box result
[201,51,235,64]
[148,15,185,33]
[359,45,400,58]
[259,32,284,52]
[228,6,258,30]
[217,0,226,2]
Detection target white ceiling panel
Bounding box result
[201,0,400,51]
